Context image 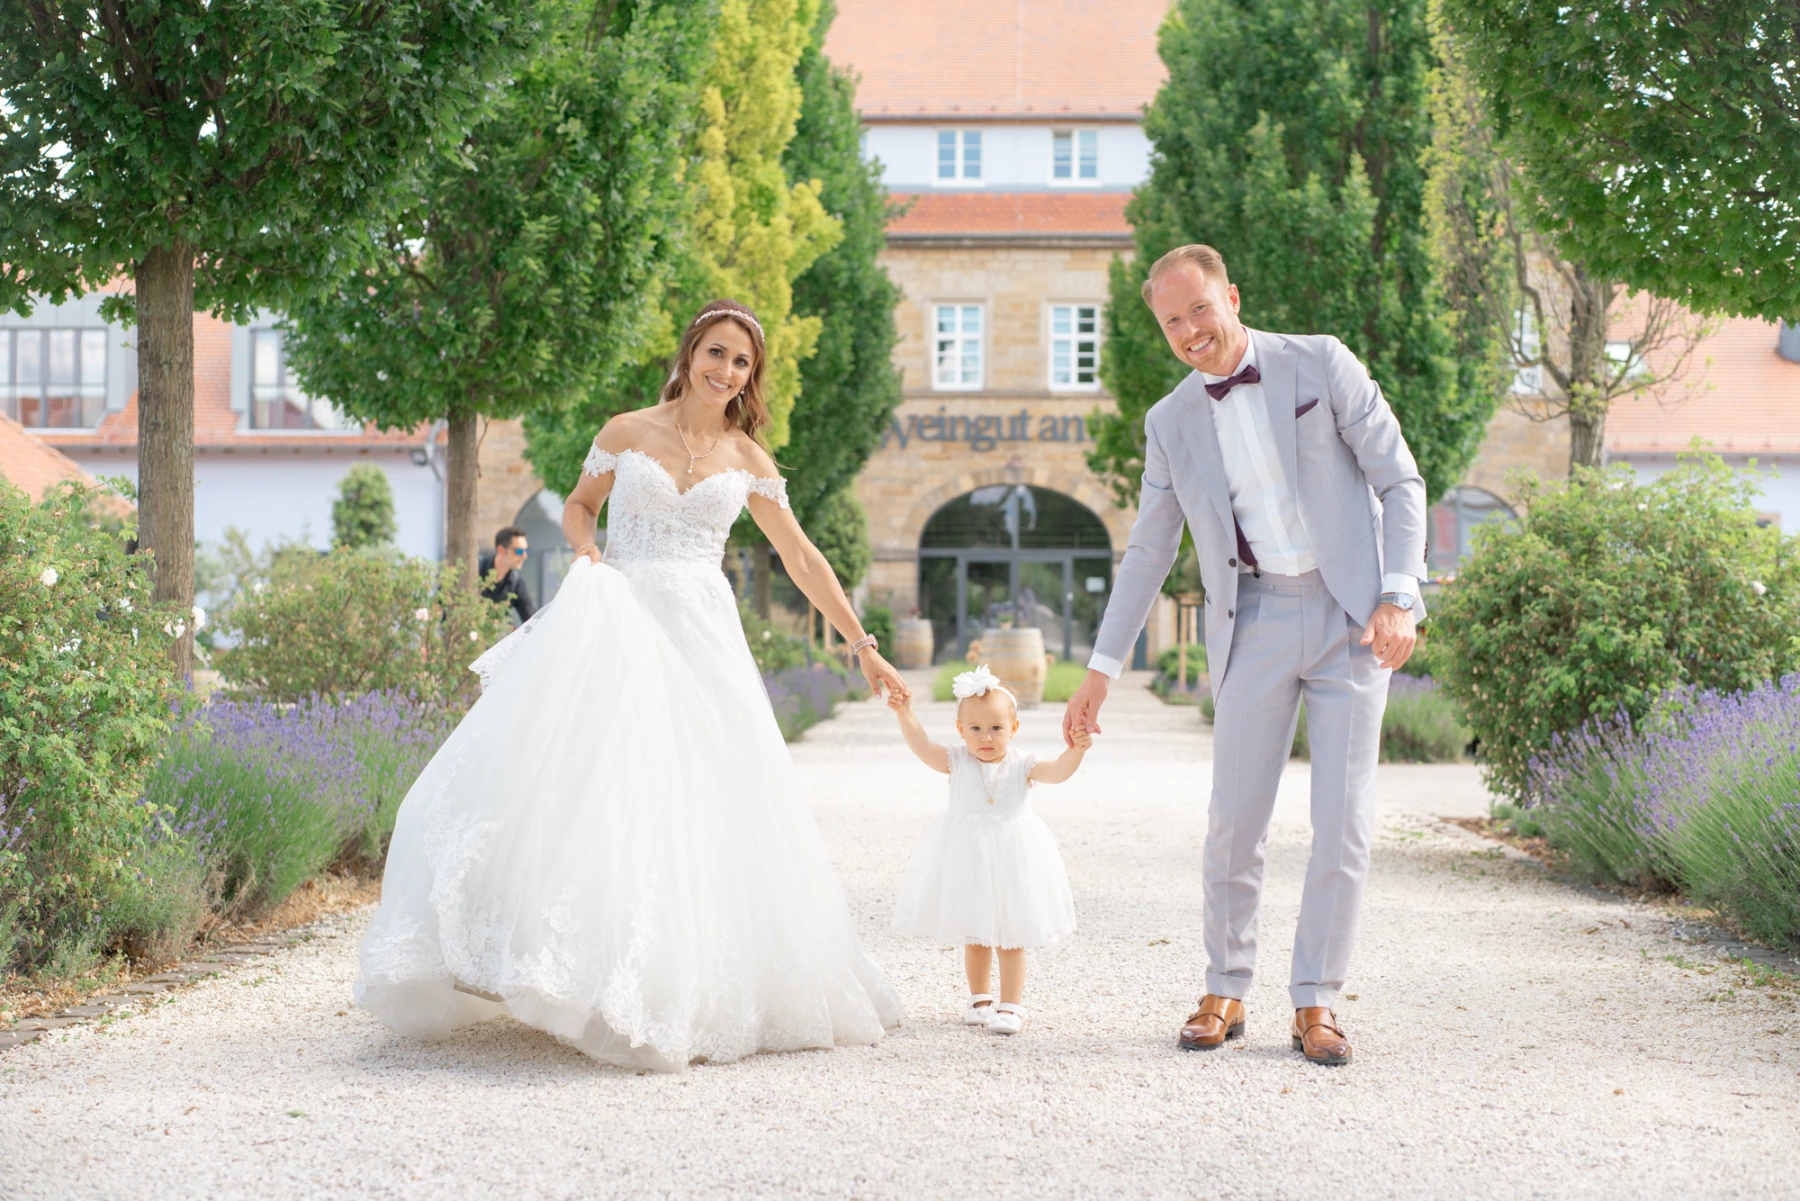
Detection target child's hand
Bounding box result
[1070,726,1093,751]
[888,688,913,713]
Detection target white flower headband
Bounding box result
[691,307,764,343]
[953,664,1017,707]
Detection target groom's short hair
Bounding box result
[1142,244,1230,305]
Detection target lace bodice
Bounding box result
[583,445,788,567]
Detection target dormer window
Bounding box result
[1052,129,1099,184]
[936,130,982,182]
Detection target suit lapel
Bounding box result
[1165,371,1236,534]
[1253,329,1300,499]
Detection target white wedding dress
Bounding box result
[355,445,903,1071]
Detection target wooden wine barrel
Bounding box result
[893,618,935,669]
[979,626,1048,707]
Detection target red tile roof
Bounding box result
[0,412,104,503]
[888,192,1133,238]
[1607,317,1800,455]
[824,0,1170,120]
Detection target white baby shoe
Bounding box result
[988,1002,1026,1035]
[964,994,995,1026]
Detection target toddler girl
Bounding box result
[890,664,1090,1034]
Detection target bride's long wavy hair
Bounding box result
[660,300,771,446]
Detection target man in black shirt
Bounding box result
[478,525,537,623]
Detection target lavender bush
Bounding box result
[765,662,867,741]
[139,691,452,920]
[1530,676,1800,948]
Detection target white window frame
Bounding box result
[1050,128,1100,186]
[935,129,983,184]
[931,304,984,391]
[1048,303,1103,391]
[0,326,109,429]
[247,327,352,431]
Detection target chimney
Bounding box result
[1781,320,1800,364]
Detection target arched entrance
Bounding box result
[919,484,1114,662]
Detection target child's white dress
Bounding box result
[893,745,1076,949]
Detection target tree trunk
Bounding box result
[1565,267,1613,472]
[134,243,196,677]
[446,411,480,588]
[751,541,772,619]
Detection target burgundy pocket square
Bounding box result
[1294,399,1320,418]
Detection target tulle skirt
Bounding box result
[892,810,1077,950]
[354,557,902,1071]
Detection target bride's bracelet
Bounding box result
[849,634,878,658]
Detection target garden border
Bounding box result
[0,924,328,1054]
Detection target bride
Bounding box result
[355,299,910,1071]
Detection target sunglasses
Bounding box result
[505,546,529,558]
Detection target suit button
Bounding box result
[1228,558,1237,567]
[1227,609,1234,619]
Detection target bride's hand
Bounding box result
[858,649,909,702]
[574,542,602,566]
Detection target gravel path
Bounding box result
[3,675,1796,1200]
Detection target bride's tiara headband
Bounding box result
[952,664,1017,708]
[691,307,765,343]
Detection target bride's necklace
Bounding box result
[673,412,723,476]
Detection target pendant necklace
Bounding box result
[674,410,723,476]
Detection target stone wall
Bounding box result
[474,417,546,549]
[1460,401,1571,504]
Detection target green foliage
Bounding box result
[216,550,513,708]
[739,600,811,673]
[805,489,872,590]
[285,0,708,431]
[860,605,895,652]
[779,0,904,525]
[1431,455,1800,804]
[331,465,397,551]
[0,482,182,970]
[1668,754,1800,949]
[1091,0,1499,505]
[1439,0,1800,322]
[0,0,533,320]
[1380,681,1471,763]
[930,659,1090,705]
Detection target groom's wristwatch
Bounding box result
[1378,591,1416,612]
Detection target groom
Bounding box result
[1063,244,1425,1066]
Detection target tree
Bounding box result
[805,488,872,592]
[524,0,869,615]
[1440,0,1800,324]
[0,0,533,673]
[331,465,397,550]
[1089,0,1501,506]
[1427,5,1711,470]
[284,0,711,584]
[778,0,900,594]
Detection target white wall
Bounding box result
[70,449,445,560]
[1621,453,1800,530]
[865,123,1150,191]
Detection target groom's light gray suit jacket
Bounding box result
[1093,329,1428,696]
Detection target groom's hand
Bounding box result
[1063,670,1110,747]
[1360,603,1417,671]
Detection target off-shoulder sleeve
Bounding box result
[582,443,618,478]
[746,474,790,509]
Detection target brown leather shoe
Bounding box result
[1178,994,1245,1051]
[1291,1007,1351,1065]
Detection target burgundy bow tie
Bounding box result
[1204,363,1260,401]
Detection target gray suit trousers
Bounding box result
[1205,569,1387,1009]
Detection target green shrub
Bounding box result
[804,488,872,589]
[216,549,512,708]
[1155,644,1207,686]
[331,464,397,550]
[1431,455,1800,804]
[1380,677,1471,763]
[861,604,895,652]
[739,600,812,673]
[0,482,182,972]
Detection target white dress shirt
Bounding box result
[1086,336,1416,678]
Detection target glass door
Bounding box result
[962,558,1012,650]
